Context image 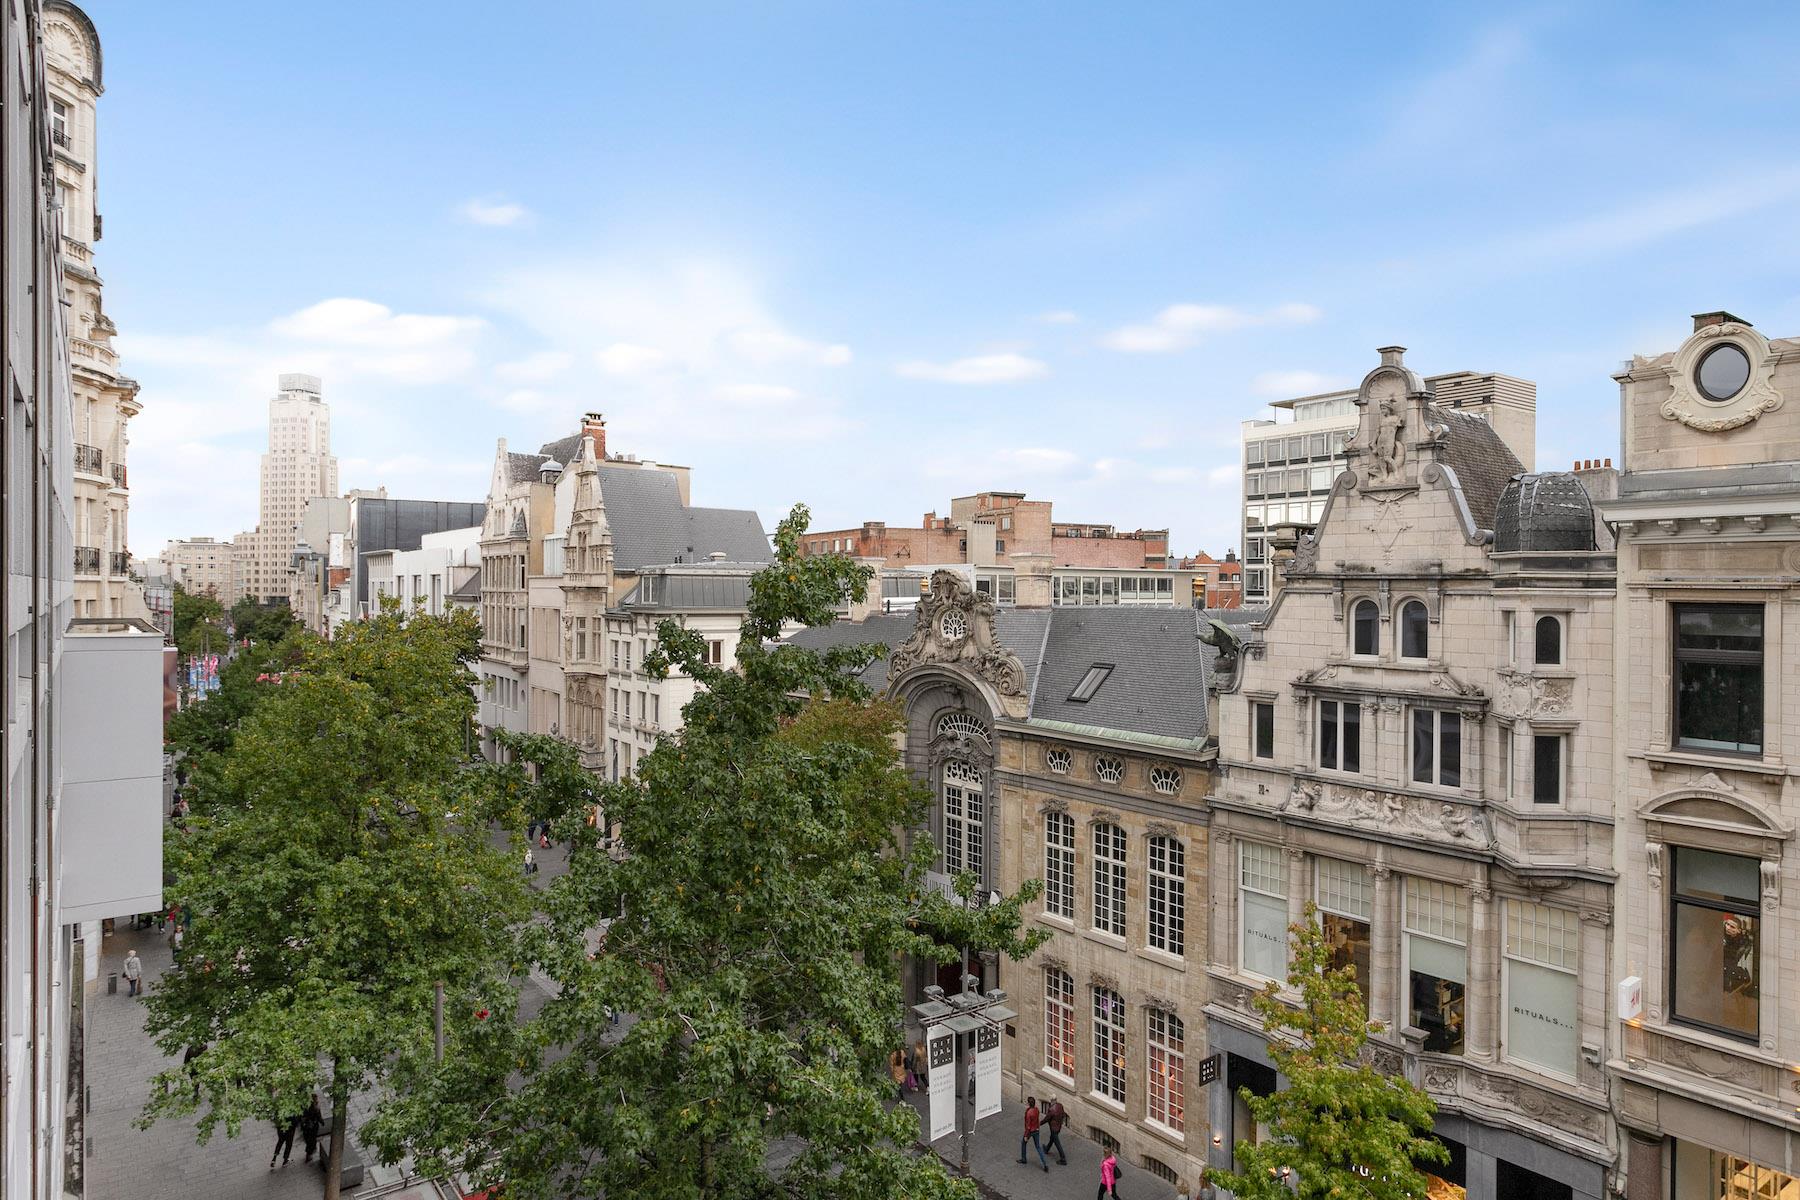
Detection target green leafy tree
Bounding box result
[141,605,530,1200]
[231,596,300,646]
[1212,904,1446,1200]
[371,505,1046,1200]
[173,584,228,657]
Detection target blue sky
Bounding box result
[89,1,1800,557]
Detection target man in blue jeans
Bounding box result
[1043,1095,1069,1165]
[1018,1096,1050,1172]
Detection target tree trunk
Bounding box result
[323,1065,349,1200]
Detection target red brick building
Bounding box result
[1175,550,1244,608]
[802,491,1170,570]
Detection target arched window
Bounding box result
[1093,823,1127,937]
[936,712,988,741]
[1400,600,1430,659]
[1534,615,1562,666]
[1148,836,1185,956]
[940,761,984,880]
[1352,599,1380,656]
[1044,812,1075,919]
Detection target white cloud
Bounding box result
[1102,302,1321,354]
[497,388,555,414]
[1000,447,1078,472]
[1253,369,1343,398]
[1034,310,1080,325]
[494,351,574,384]
[896,353,1049,385]
[726,328,851,368]
[271,298,484,349]
[1206,463,1240,485]
[595,343,670,376]
[717,383,801,406]
[1149,466,1199,484]
[457,197,531,227]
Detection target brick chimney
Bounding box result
[1692,311,1749,332]
[582,412,607,460]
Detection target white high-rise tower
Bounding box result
[240,374,338,605]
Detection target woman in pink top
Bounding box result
[1097,1149,1119,1198]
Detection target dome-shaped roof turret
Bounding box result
[1493,473,1595,553]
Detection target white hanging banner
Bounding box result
[927,1027,956,1141]
[974,1023,1002,1121]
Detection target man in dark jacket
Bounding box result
[270,1111,300,1169]
[301,1095,325,1162]
[1043,1095,1069,1165]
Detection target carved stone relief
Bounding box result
[1467,1071,1605,1141]
[1279,780,1493,848]
[888,570,1028,712]
[1658,322,1784,433]
[1493,670,1573,720]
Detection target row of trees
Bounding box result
[147,505,1446,1200]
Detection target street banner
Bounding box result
[974,1023,1001,1121]
[927,1027,955,1141]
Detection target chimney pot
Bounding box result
[1604,457,1612,468]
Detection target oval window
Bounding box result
[1696,342,1751,403]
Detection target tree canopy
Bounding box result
[230,596,300,646]
[1211,904,1447,1200]
[370,505,1045,1200]
[172,584,228,657]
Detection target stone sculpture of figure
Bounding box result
[1369,392,1406,483]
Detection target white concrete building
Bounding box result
[367,526,480,618]
[159,535,237,601]
[240,373,338,605]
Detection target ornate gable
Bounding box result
[888,570,1027,716]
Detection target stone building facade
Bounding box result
[1602,313,1800,1200]
[1210,348,1617,1199]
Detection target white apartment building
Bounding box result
[1240,370,1536,604]
[46,0,143,620]
[367,526,481,618]
[240,373,338,605]
[160,535,237,600]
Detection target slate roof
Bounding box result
[595,465,771,570]
[784,606,1212,742]
[506,451,549,483]
[618,567,761,612]
[1434,407,1525,531]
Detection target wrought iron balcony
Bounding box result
[109,463,125,488]
[74,443,103,475]
[52,128,69,148]
[74,546,100,575]
[109,551,130,575]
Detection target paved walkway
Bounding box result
[905,1089,1179,1200]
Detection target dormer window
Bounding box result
[1068,663,1114,703]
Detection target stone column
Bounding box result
[1625,1131,1662,1200]
[1467,883,1497,1062]
[1467,1147,1496,1200]
[1371,864,1399,1035]
[1286,847,1308,938]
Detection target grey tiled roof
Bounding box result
[536,434,585,468]
[506,452,548,483]
[619,571,757,612]
[1435,407,1525,530]
[785,606,1212,741]
[596,465,771,570]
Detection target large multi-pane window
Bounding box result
[1504,900,1579,1077]
[941,761,984,880]
[1092,987,1126,1103]
[1411,709,1462,788]
[1044,967,1076,1079]
[1673,604,1764,755]
[1147,836,1185,956]
[1405,878,1468,1055]
[1317,858,1373,1010]
[1146,1008,1185,1132]
[1318,699,1362,773]
[1240,842,1288,980]
[1044,812,1075,920]
[1670,848,1760,1040]
[1093,824,1127,937]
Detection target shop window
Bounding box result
[1411,709,1462,788]
[1400,600,1430,659]
[1503,900,1579,1078]
[1145,1008,1185,1133]
[1044,967,1075,1080]
[1673,604,1764,756]
[1093,823,1127,937]
[1318,699,1362,773]
[1253,701,1275,759]
[1534,615,1562,666]
[1673,1142,1798,1200]
[1405,878,1468,1055]
[1239,842,1288,981]
[1670,848,1760,1040]
[1147,836,1184,956]
[1317,858,1372,1011]
[940,761,984,880]
[1092,986,1126,1103]
[1043,812,1075,920]
[1352,600,1379,656]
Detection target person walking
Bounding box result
[270,1111,299,1169]
[1017,1096,1050,1172]
[181,1044,204,1102]
[1044,1095,1069,1165]
[910,1038,928,1090]
[888,1048,909,1100]
[1096,1148,1121,1199]
[523,846,536,876]
[121,949,143,997]
[300,1095,324,1162]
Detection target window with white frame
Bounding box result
[1405,878,1468,1055]
[1503,900,1580,1077]
[1318,699,1362,773]
[937,712,988,741]
[1149,765,1182,795]
[1044,812,1075,920]
[940,761,985,880]
[1410,708,1462,788]
[1240,841,1288,981]
[1093,823,1127,937]
[1317,858,1373,1010]
[1094,754,1125,784]
[1045,967,1076,1079]
[1146,1008,1185,1133]
[1148,836,1185,956]
[1400,600,1430,659]
[1092,986,1126,1103]
[1045,747,1072,774]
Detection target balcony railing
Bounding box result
[74,546,100,575]
[109,551,130,575]
[109,463,126,488]
[74,443,103,475]
[51,128,69,148]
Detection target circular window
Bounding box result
[1094,755,1125,784]
[939,610,968,641]
[1045,747,1072,775]
[1695,342,1751,403]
